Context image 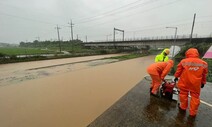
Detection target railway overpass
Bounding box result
[83,37,212,49]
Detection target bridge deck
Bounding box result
[88,79,212,127]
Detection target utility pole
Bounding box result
[76,34,78,40]
[55,25,61,52]
[85,35,87,42]
[123,30,124,41]
[113,28,124,41]
[106,34,112,41]
[133,32,136,40]
[68,20,74,41]
[166,27,177,58]
[113,28,115,41]
[190,13,196,43]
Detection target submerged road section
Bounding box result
[88,79,212,127]
[0,55,155,127]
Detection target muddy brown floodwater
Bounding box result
[0,54,155,127]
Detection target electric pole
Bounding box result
[106,34,112,41]
[113,28,115,42]
[55,25,61,52]
[68,20,74,41]
[85,35,87,42]
[190,13,196,43]
[113,28,124,41]
[166,27,177,58]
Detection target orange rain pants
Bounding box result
[179,88,200,116]
[148,74,161,94]
[174,48,208,116]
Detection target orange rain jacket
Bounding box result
[147,60,174,80]
[174,48,208,93]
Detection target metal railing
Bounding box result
[93,34,212,42]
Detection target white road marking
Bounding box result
[200,100,212,107]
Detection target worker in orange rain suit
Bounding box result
[155,48,170,62]
[174,48,208,117]
[147,60,174,96]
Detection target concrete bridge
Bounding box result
[84,36,212,49]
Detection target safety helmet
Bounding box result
[164,49,170,55]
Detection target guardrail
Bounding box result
[92,34,212,42]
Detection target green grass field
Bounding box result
[0,47,56,55]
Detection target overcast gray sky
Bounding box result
[0,0,212,44]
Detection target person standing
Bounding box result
[174,48,208,117]
[147,60,174,96]
[155,48,170,62]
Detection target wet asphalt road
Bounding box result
[88,79,212,127]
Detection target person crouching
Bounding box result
[147,60,174,96]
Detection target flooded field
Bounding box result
[0,54,155,127]
[0,54,122,86]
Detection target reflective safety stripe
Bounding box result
[182,62,207,68]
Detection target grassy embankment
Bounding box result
[0,47,58,64]
[0,47,56,55]
[0,40,148,64]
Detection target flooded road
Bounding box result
[0,54,122,86]
[0,54,155,127]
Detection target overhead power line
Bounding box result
[0,2,67,20]
[75,0,144,22]
[0,12,69,27]
[84,0,182,28]
[75,0,158,24]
